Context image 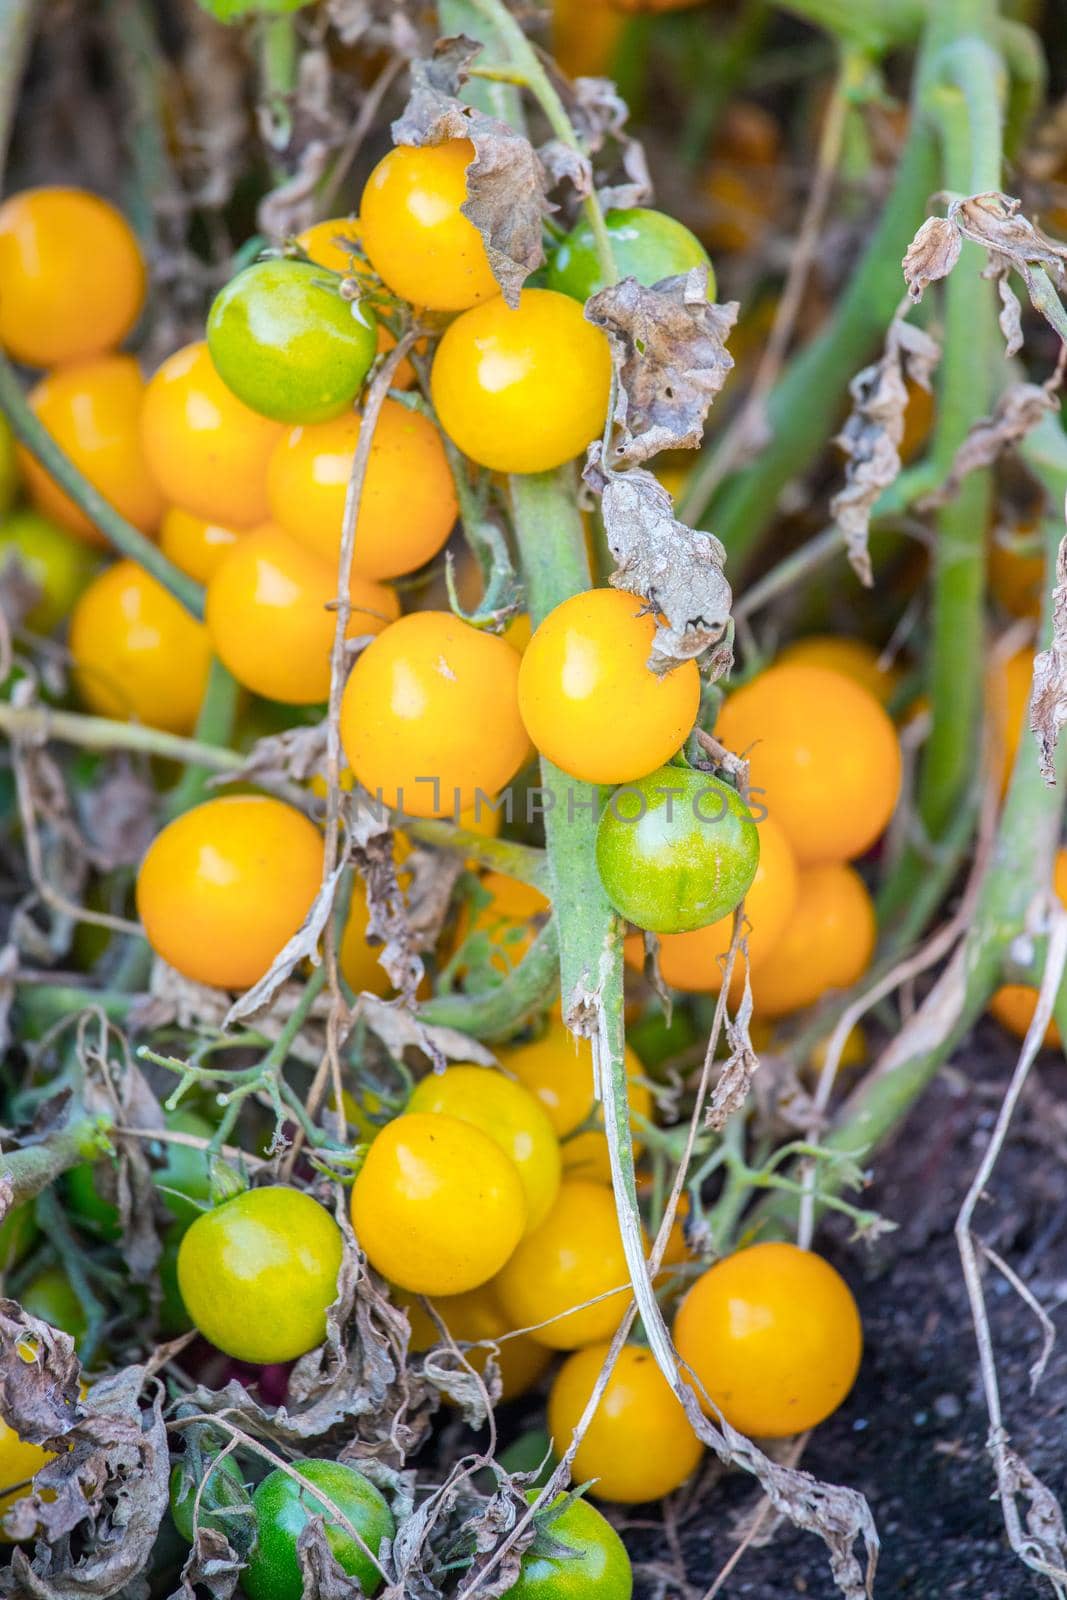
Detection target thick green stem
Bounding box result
[164,660,242,820]
[0,0,35,175]
[777,0,925,52]
[0,1117,108,1206]
[417,919,560,1039]
[0,700,244,770]
[0,354,204,618]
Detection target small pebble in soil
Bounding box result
[934,1392,962,1419]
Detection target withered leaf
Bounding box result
[224,860,347,1027]
[557,73,652,212]
[902,215,962,301]
[918,381,1060,512]
[384,1474,529,1600]
[170,1527,244,1600]
[1030,531,1067,783]
[348,807,423,1005]
[0,1301,82,1446]
[587,270,738,466]
[392,38,549,306]
[76,760,158,872]
[705,964,758,1129]
[0,548,46,631]
[78,1036,164,1281]
[257,141,333,242]
[296,1515,364,1600]
[584,448,732,672]
[362,993,496,1068]
[831,314,941,585]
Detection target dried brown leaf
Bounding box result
[296,1516,361,1599]
[359,994,496,1069]
[0,549,46,631]
[1030,532,1067,782]
[902,215,962,301]
[223,860,347,1026]
[918,382,1060,512]
[76,760,158,872]
[391,38,548,306]
[706,966,758,1129]
[257,142,333,241]
[170,1528,244,1600]
[559,74,652,212]
[349,818,423,1006]
[401,850,465,953]
[585,449,732,671]
[587,271,738,466]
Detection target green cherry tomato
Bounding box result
[20,1264,88,1345]
[547,208,716,304]
[503,1491,633,1600]
[243,1459,395,1600]
[155,1109,214,1226]
[0,1203,37,1275]
[64,1162,121,1241]
[595,764,759,934]
[0,415,17,514]
[0,510,99,632]
[206,258,378,424]
[170,1449,249,1544]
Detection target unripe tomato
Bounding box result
[18,356,163,545]
[266,399,456,581]
[715,663,901,866]
[205,523,399,704]
[243,1459,394,1600]
[548,207,716,304]
[160,507,246,584]
[401,1282,552,1402]
[340,611,529,817]
[141,342,284,528]
[431,289,612,474]
[0,1416,55,1529]
[177,1186,343,1364]
[207,259,377,425]
[518,589,700,785]
[454,871,550,980]
[749,863,875,1018]
[353,1112,526,1295]
[494,1180,642,1350]
[20,1265,87,1344]
[169,1450,247,1544]
[548,1342,702,1502]
[674,1242,862,1437]
[0,1204,36,1274]
[636,814,798,994]
[69,560,210,734]
[408,1066,561,1232]
[597,765,759,933]
[0,187,145,368]
[297,218,417,388]
[779,635,901,707]
[503,1490,633,1600]
[360,140,500,312]
[0,511,98,631]
[136,795,324,990]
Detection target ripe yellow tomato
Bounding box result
[454,871,550,979]
[351,1112,527,1295]
[360,141,500,312]
[340,611,529,817]
[69,560,210,733]
[141,342,283,528]
[674,1242,862,1437]
[266,399,457,582]
[988,526,1044,620]
[551,0,623,78]
[0,1418,55,1529]
[494,1179,642,1350]
[19,356,163,546]
[635,813,799,995]
[136,795,324,990]
[160,507,246,584]
[400,1282,552,1402]
[408,1066,561,1233]
[987,646,1032,796]
[779,635,901,707]
[340,875,391,998]
[749,863,876,1019]
[518,589,700,785]
[715,663,901,865]
[431,289,612,474]
[548,1342,702,1502]
[0,187,145,368]
[177,1186,344,1364]
[206,523,399,704]
[297,218,417,389]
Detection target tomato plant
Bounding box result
[243,1459,394,1600]
[503,1491,633,1600]
[169,1450,247,1544]
[297,218,418,387]
[401,1281,553,1402]
[548,207,715,302]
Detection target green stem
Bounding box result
[0,1116,108,1205]
[257,14,299,182]
[0,353,204,618]
[0,0,35,174]
[777,0,925,52]
[164,660,241,820]
[417,919,560,1039]
[0,699,244,770]
[405,819,550,891]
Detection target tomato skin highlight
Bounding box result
[243,1459,395,1600]
[596,765,760,934]
[548,206,716,303]
[502,1490,633,1600]
[176,1186,343,1365]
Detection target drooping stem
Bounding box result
[163,660,242,820]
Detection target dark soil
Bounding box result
[625,1020,1067,1600]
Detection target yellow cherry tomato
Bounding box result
[517,589,700,785]
[715,663,902,866]
[674,1242,862,1437]
[0,187,145,368]
[19,356,163,546]
[494,1179,642,1351]
[455,871,550,979]
[431,289,612,475]
[141,342,283,528]
[988,524,1044,620]
[779,635,901,707]
[548,1342,703,1502]
[160,507,247,584]
[266,399,457,581]
[987,646,1032,796]
[807,1022,868,1077]
[340,611,529,817]
[637,815,799,995]
[351,1112,527,1295]
[749,863,876,1019]
[360,141,500,313]
[297,218,417,389]
[408,1066,561,1233]
[400,1282,552,1402]
[69,560,210,734]
[0,1419,55,1531]
[551,0,624,77]
[136,795,324,990]
[206,523,399,704]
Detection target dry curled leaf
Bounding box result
[258,141,333,242]
[384,1471,530,1600]
[918,381,1061,512]
[348,809,423,1005]
[587,270,738,466]
[359,993,497,1069]
[902,215,962,300]
[831,313,941,585]
[558,73,652,212]
[585,448,732,671]
[223,860,347,1027]
[296,1516,362,1600]
[706,964,758,1129]
[77,1023,165,1281]
[1030,531,1067,783]
[170,1526,244,1600]
[391,38,549,306]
